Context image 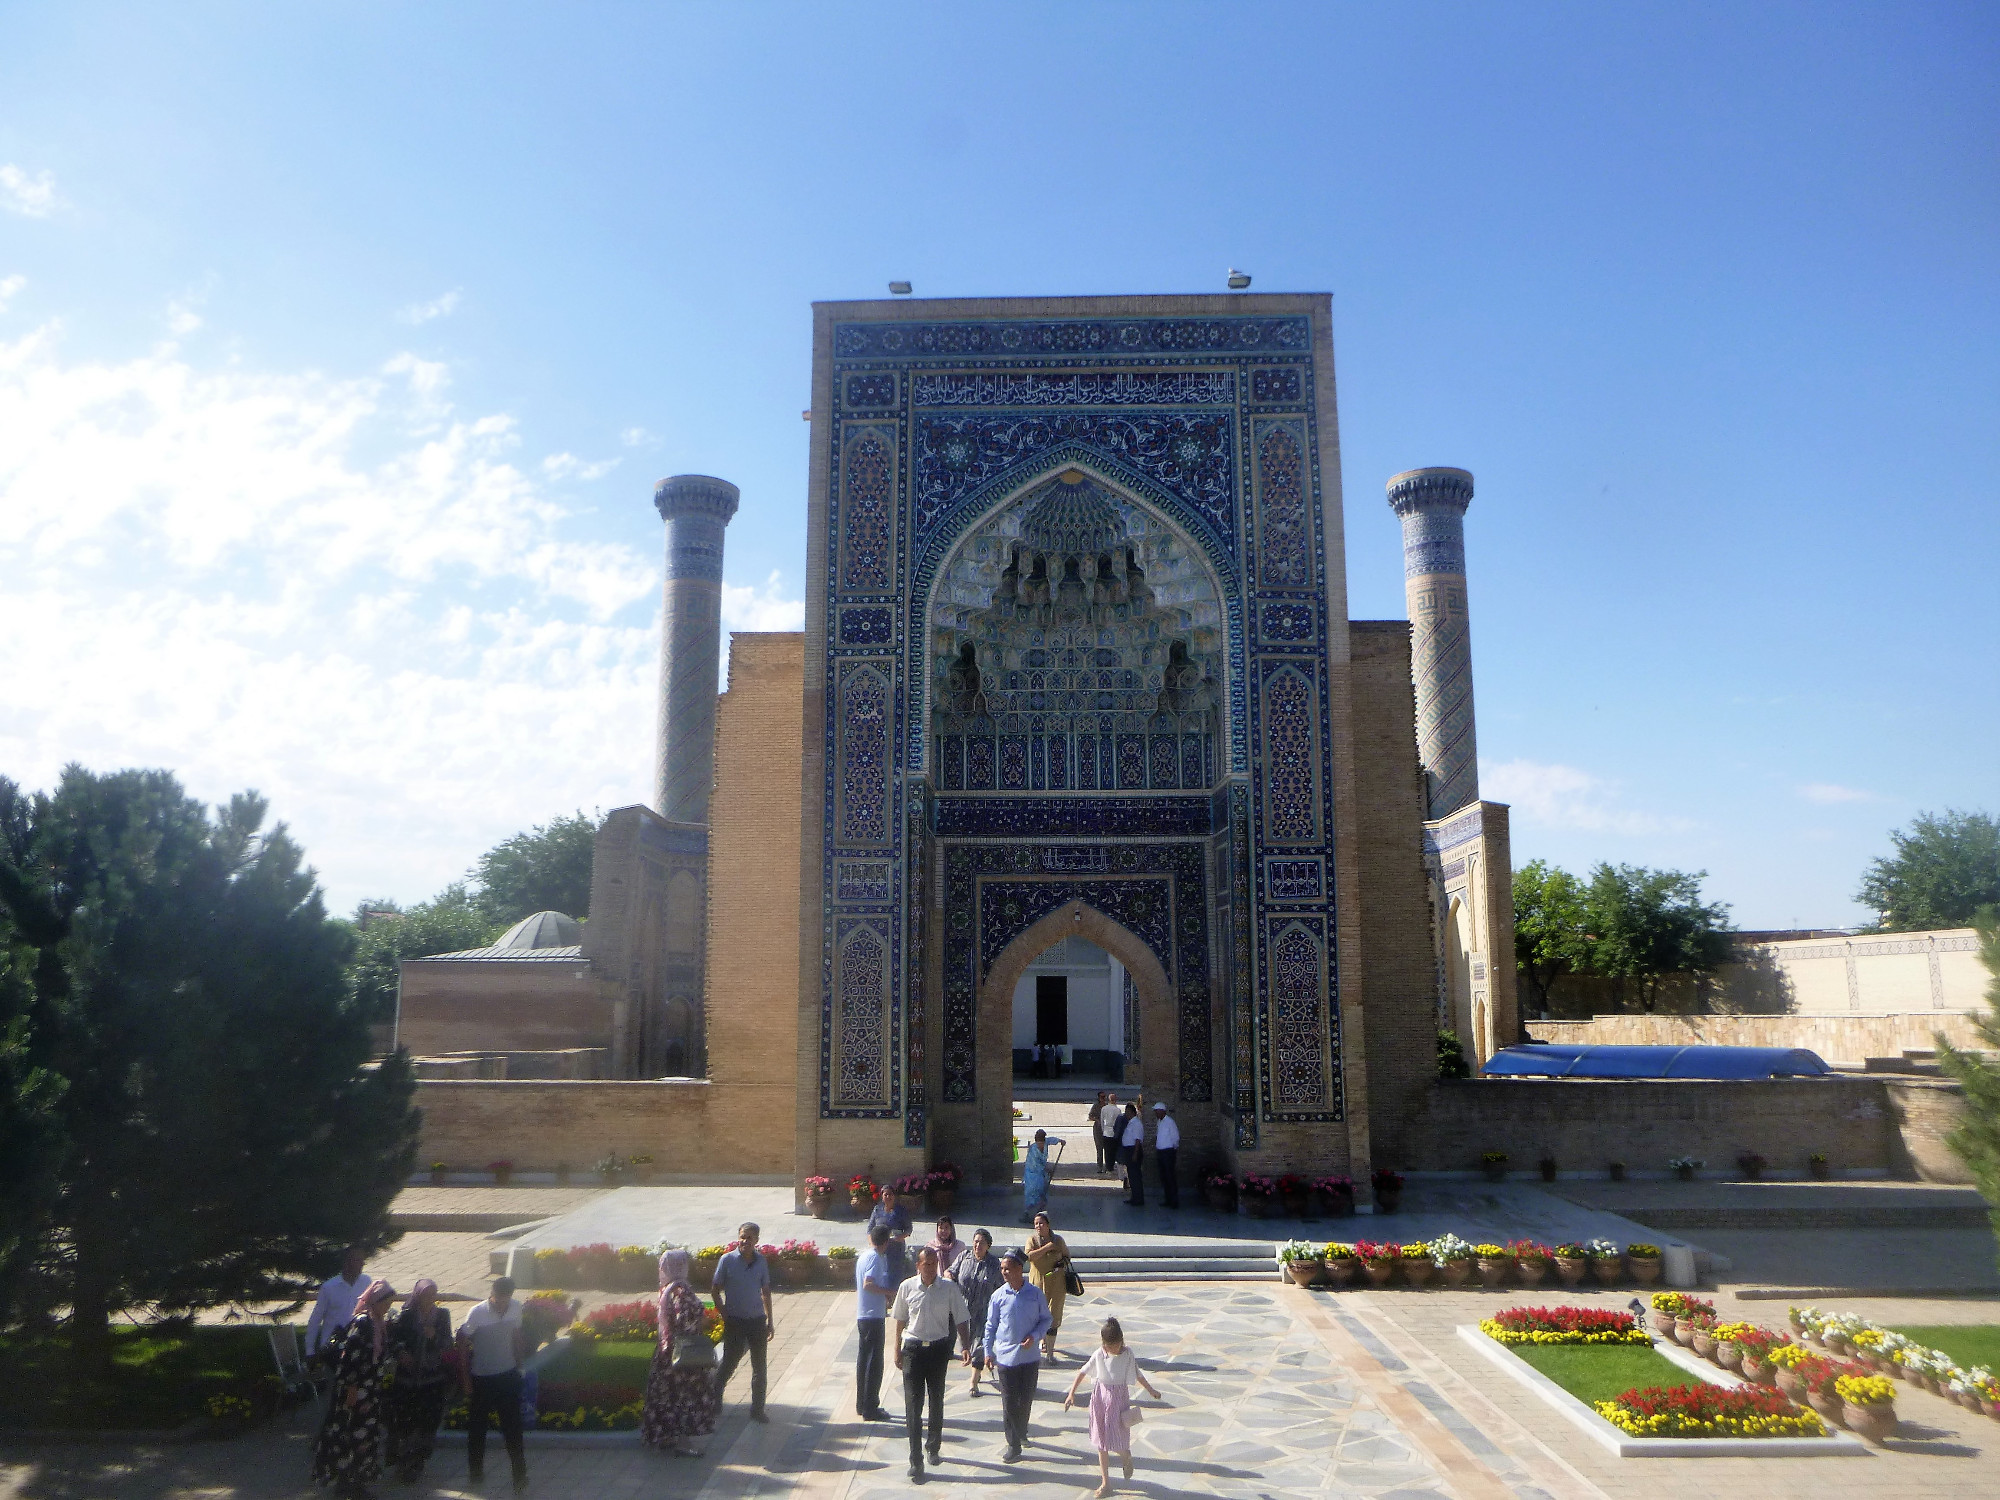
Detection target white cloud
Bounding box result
[0,165,56,217]
[0,315,671,913]
[620,426,654,447]
[542,451,621,482]
[165,298,203,336]
[1481,757,1688,835]
[1798,782,1874,804]
[0,275,23,312]
[721,571,806,632]
[397,289,462,325]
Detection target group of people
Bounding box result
[851,1207,1160,1490]
[1078,1094,1181,1209]
[306,1249,533,1496]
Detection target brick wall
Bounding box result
[1882,1078,1973,1184]
[1348,622,1442,1176]
[396,959,609,1059]
[1526,1012,1982,1063]
[1408,1078,1901,1176]
[413,1078,787,1174]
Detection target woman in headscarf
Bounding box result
[1021,1129,1053,1224]
[1024,1211,1072,1360]
[311,1278,396,1496]
[384,1278,453,1483]
[640,1248,721,1458]
[927,1215,968,1276]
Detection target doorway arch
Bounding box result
[968,900,1177,1187]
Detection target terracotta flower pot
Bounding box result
[1807,1388,1845,1425]
[1776,1368,1807,1401]
[1374,1188,1402,1215]
[1204,1184,1237,1214]
[1516,1258,1548,1288]
[1627,1256,1661,1285]
[1287,1260,1323,1288]
[1323,1258,1357,1286]
[1675,1322,1700,1348]
[1317,1189,1355,1218]
[1475,1257,1511,1288]
[1843,1401,1897,1445]
[1691,1330,1717,1360]
[849,1191,874,1215]
[1742,1354,1774,1385]
[1982,1397,1999,1419]
[1363,1260,1396,1287]
[1439,1260,1472,1287]
[1650,1311,1676,1336]
[807,1193,832,1219]
[1244,1194,1276,1219]
[1590,1257,1621,1285]
[1402,1259,1435,1288]
[1717,1343,1744,1372]
[1554,1256,1586,1287]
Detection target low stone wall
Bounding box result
[414,1077,792,1176]
[1883,1078,1974,1184]
[1407,1078,1899,1178]
[1525,1012,1980,1064]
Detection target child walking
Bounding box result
[1061,1317,1162,1497]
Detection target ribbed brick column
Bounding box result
[1387,467,1478,819]
[653,474,740,823]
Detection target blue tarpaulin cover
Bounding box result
[1479,1043,1833,1079]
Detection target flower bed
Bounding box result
[1480,1306,1650,1346]
[528,1242,661,1291]
[1593,1383,1825,1438]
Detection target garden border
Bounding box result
[1456,1325,1867,1458]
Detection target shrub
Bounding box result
[1594,1384,1825,1438]
[521,1293,580,1354]
[847,1174,878,1199]
[1480,1306,1649,1346]
[1370,1168,1404,1194]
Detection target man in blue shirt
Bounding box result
[854,1224,895,1422]
[867,1186,914,1284]
[982,1248,1052,1462]
[711,1221,773,1422]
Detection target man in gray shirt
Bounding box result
[711,1221,773,1422]
[892,1245,970,1482]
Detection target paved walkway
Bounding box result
[9,1283,1998,1499]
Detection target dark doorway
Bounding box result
[1035,975,1069,1046]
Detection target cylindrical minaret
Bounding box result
[653,474,740,823]
[1387,467,1478,819]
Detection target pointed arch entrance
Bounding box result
[945,900,1178,1187]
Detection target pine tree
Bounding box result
[1936,910,2000,1266]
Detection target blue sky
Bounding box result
[1,2,1994,927]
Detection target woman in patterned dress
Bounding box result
[383,1278,453,1483]
[640,1248,720,1458]
[311,1278,396,1495]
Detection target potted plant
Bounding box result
[847,1174,879,1215]
[926,1162,963,1213]
[1711,1321,1758,1371]
[1320,1242,1359,1287]
[1370,1168,1404,1214]
[1808,1152,1831,1179]
[1737,1150,1766,1181]
[1509,1240,1552,1288]
[1240,1175,1280,1218]
[1586,1237,1623,1285]
[627,1152,655,1184]
[1537,1154,1558,1183]
[1553,1242,1589,1287]
[1607,1160,1626,1181]
[1801,1356,1856,1423]
[804,1175,835,1217]
[692,1243,729,1286]
[1647,1290,1687,1336]
[1472,1243,1512,1288]
[595,1151,626,1185]
[1479,1151,1509,1183]
[1355,1240,1400,1287]
[1735,1327,1787,1384]
[489,1159,515,1186]
[1313,1175,1355,1217]
[1400,1243,1435,1288]
[1203,1172,1239,1214]
[1624,1242,1663,1284]
[1275,1173,1310,1217]
[1667,1154,1702,1183]
[206,1391,256,1437]
[1681,1310,1717,1356]
[1429,1233,1474,1287]
[1837,1372,1898,1443]
[428,1160,449,1186]
[775,1238,819,1286]
[1278,1239,1324,1287]
[1767,1342,1814,1399]
[827,1244,857,1286]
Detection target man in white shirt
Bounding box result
[1121,1104,1147,1206]
[1095,1092,1120,1172]
[457,1276,529,1490]
[891,1245,971,1482]
[304,1245,368,1361]
[1152,1100,1181,1209]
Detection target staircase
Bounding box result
[1066,1238,1279,1284]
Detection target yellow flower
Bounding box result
[1834,1374,1896,1406]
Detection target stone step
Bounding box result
[1073,1257,1273,1278]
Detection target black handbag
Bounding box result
[1064,1264,1085,1298]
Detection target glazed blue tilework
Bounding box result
[818,309,1338,1126]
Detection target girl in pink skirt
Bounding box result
[1061,1317,1162,1497]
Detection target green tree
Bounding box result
[0,767,418,1368]
[472,811,599,925]
[1937,909,2000,1266]
[0,933,65,1324]
[1584,863,1732,1013]
[1856,810,2000,931]
[345,884,499,1025]
[1512,859,1592,1016]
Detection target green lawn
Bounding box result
[1507,1343,1694,1405]
[1890,1325,2000,1372]
[0,1325,280,1430]
[537,1337,652,1389]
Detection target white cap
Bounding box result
[1152,1101,1166,1111]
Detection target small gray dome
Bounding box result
[1020,471,1125,557]
[495,911,584,950]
